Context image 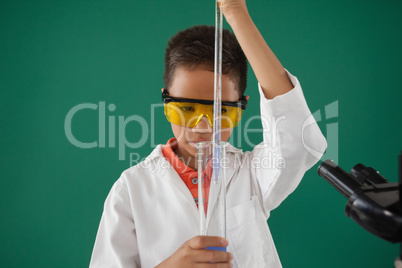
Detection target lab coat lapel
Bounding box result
[165,165,199,217]
[148,146,199,218]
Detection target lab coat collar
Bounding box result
[145,143,243,187]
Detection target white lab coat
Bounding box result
[90,71,327,268]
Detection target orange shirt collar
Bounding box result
[162,138,195,175]
[162,138,213,181]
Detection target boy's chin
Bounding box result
[187,140,212,150]
[186,142,199,154]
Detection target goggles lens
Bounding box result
[162,90,247,129]
[164,102,244,128]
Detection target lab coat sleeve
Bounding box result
[89,181,140,268]
[252,69,327,215]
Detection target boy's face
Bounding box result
[165,67,244,158]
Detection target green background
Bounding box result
[1,0,401,267]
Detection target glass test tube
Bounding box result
[197,141,227,252]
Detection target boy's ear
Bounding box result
[161,88,169,95]
[245,95,250,101]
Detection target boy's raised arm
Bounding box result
[222,0,293,99]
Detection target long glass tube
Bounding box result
[197,141,227,251]
[213,0,223,184]
[197,142,212,236]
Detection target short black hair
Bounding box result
[163,25,247,97]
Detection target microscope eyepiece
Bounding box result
[318,160,362,199]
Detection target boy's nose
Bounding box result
[192,116,213,133]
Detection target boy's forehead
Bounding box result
[169,67,239,102]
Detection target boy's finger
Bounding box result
[193,249,233,263]
[188,236,229,250]
[195,264,232,268]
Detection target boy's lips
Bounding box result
[189,138,211,144]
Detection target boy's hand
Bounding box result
[156,236,233,267]
[220,0,249,25]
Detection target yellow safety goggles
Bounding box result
[162,89,247,128]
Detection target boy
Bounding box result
[90,0,327,267]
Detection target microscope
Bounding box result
[317,152,402,267]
